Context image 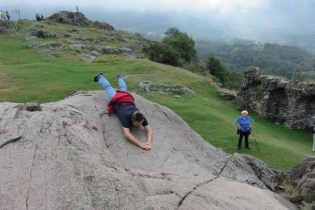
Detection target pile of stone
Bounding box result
[138,81,195,97]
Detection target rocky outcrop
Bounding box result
[288,156,315,198]
[237,67,315,129]
[0,20,18,34]
[93,21,115,31]
[48,11,115,31]
[27,23,58,38]
[0,91,297,210]
[138,81,196,96]
[218,89,236,100]
[23,13,149,62]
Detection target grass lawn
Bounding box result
[0,22,313,171]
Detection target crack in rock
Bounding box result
[176,176,218,210]
[153,103,168,118]
[25,144,39,210]
[114,180,121,209]
[0,136,21,149]
[219,154,234,175]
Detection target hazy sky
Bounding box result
[3,0,270,14]
[2,0,315,38]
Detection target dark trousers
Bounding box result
[238,131,250,148]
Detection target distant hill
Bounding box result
[196,40,315,79]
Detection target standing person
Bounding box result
[234,110,254,149]
[6,11,10,20]
[94,72,153,150]
[76,5,79,12]
[0,11,5,19]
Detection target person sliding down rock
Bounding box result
[234,110,254,150]
[94,72,153,150]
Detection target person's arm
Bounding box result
[123,128,150,150]
[234,120,241,130]
[144,125,153,149]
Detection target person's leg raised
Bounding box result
[118,75,127,91]
[95,73,116,101]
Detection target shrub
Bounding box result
[281,179,301,203]
[304,192,315,204]
[144,42,180,66]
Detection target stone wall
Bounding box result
[236,67,263,112]
[237,67,315,129]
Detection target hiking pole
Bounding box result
[250,128,260,151]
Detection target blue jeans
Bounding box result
[98,75,127,101]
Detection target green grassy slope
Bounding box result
[0,20,313,170]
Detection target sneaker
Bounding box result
[245,147,251,150]
[94,72,103,82]
[117,74,122,79]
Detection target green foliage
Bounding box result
[224,71,243,90]
[206,53,228,83]
[143,42,180,66]
[304,192,315,204]
[182,60,207,74]
[144,27,197,66]
[291,70,306,82]
[162,27,197,63]
[196,41,315,79]
[302,203,315,210]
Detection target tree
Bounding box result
[12,9,21,19]
[162,27,197,64]
[144,42,180,66]
[206,53,228,83]
[224,71,243,90]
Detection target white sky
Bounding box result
[3,0,270,14]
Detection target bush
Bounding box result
[281,179,301,203]
[162,27,197,63]
[182,61,207,74]
[291,70,306,82]
[224,71,243,90]
[206,53,228,83]
[143,27,197,67]
[302,202,315,210]
[144,42,180,66]
[304,192,315,204]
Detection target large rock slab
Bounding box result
[0,91,297,209]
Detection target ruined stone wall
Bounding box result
[237,67,315,129]
[260,76,289,124]
[236,67,262,112]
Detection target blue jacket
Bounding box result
[235,116,253,132]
